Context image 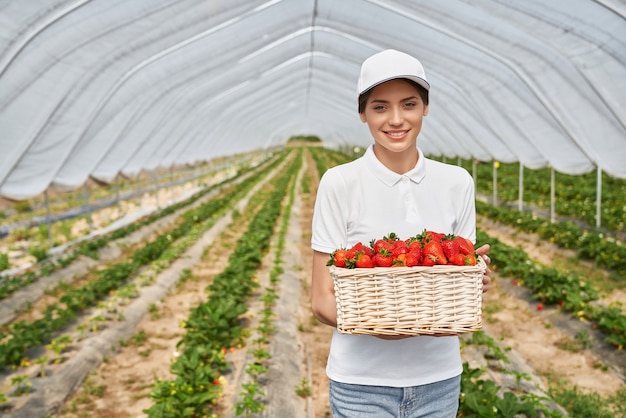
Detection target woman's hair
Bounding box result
[358,79,429,114]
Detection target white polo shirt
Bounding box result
[311,144,476,387]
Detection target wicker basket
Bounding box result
[329,257,486,336]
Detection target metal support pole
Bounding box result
[596,167,602,228]
[84,183,93,233]
[44,190,52,249]
[550,167,555,223]
[518,163,524,211]
[153,173,160,209]
[492,161,498,205]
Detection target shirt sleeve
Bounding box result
[454,169,477,243]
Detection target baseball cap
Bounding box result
[357,49,430,96]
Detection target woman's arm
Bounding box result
[311,250,337,327]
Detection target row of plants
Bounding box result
[0,154,248,227]
[236,151,299,416]
[477,200,626,278]
[460,331,561,417]
[0,154,287,373]
[478,227,626,349]
[456,159,626,233]
[144,151,302,417]
[0,155,276,300]
[307,146,356,179]
[0,154,266,274]
[459,331,626,417]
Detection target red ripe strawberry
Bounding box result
[455,236,475,255]
[441,234,461,260]
[356,242,374,257]
[405,252,419,267]
[355,253,375,268]
[347,242,371,260]
[421,255,435,266]
[422,241,447,265]
[327,249,348,267]
[407,239,421,252]
[373,250,393,267]
[392,243,408,258]
[464,253,477,266]
[426,230,445,243]
[409,248,421,263]
[372,238,394,254]
[448,253,466,266]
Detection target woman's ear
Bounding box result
[359,112,367,123]
[423,105,429,116]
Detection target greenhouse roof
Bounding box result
[0,0,625,200]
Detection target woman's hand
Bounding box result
[476,244,492,293]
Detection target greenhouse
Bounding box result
[0,1,625,417]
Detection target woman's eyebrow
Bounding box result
[370,96,419,103]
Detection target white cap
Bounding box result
[357,49,430,96]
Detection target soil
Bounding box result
[1,151,624,417]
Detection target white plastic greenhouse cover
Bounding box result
[0,0,624,201]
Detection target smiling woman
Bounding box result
[310,49,492,417]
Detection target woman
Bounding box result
[310,49,492,417]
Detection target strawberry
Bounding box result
[422,240,447,265]
[373,250,393,267]
[455,236,475,255]
[347,242,371,260]
[355,253,375,268]
[409,248,421,263]
[372,238,394,254]
[421,255,435,266]
[441,234,461,260]
[464,253,477,266]
[405,252,419,267]
[393,253,407,267]
[327,249,348,267]
[356,242,374,257]
[407,239,422,252]
[448,253,466,266]
[425,230,445,243]
[392,243,408,258]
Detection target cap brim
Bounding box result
[359,75,430,96]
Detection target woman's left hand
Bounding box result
[476,244,492,293]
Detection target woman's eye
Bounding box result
[404,102,416,108]
[373,105,386,111]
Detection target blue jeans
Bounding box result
[329,375,461,418]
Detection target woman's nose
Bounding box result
[388,107,403,125]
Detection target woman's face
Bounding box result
[359,78,429,157]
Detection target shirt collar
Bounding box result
[364,144,427,187]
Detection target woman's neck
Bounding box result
[373,145,419,174]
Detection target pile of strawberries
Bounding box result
[327,230,477,269]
